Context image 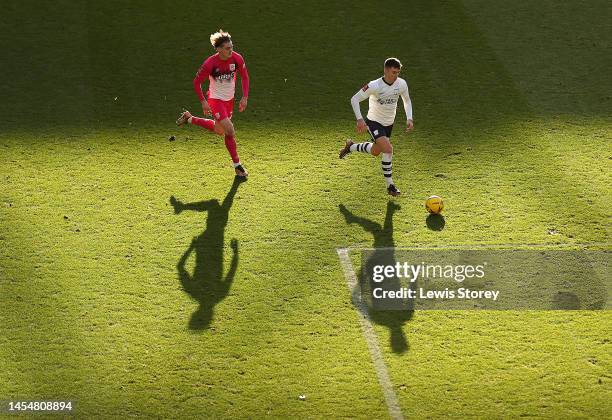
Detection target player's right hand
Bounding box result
[356,119,367,134]
[201,100,212,116]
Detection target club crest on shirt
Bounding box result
[229,64,236,71]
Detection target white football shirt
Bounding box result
[351,77,412,126]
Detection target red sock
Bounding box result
[190,116,215,132]
[224,135,240,163]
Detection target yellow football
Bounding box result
[425,195,444,214]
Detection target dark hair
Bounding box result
[384,57,402,69]
[210,29,232,48]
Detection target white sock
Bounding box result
[382,153,393,186]
[188,116,193,124]
[349,143,373,154]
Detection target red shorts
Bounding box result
[208,97,234,121]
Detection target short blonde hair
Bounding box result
[210,29,232,48]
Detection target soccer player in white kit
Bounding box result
[339,58,414,196]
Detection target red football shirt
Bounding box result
[193,51,250,102]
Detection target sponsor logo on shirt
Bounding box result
[217,72,235,81]
[378,98,398,105]
[212,68,236,82]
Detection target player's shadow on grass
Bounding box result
[170,177,245,331]
[339,202,414,354]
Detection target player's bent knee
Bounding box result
[221,121,235,137]
[377,138,392,153]
[370,143,380,156]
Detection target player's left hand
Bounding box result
[239,97,248,112]
[406,119,414,133]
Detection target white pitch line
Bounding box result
[336,248,404,420]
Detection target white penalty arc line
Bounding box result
[336,248,404,420]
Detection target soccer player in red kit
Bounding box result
[176,29,250,178]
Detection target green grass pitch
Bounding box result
[1,0,610,417]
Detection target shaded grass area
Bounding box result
[1,0,610,417]
[464,0,612,116]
